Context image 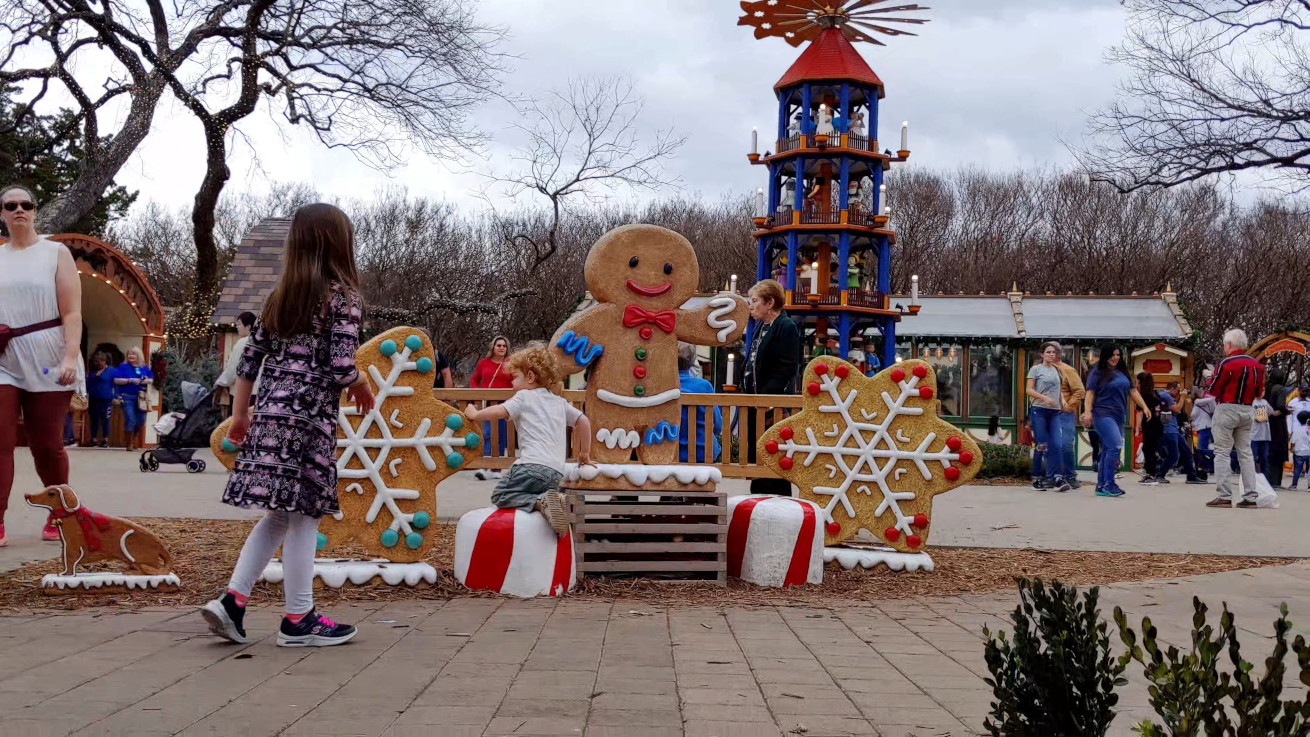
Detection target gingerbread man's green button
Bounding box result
[634,385,646,397]
[635,348,647,361]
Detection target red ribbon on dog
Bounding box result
[622,305,676,333]
[51,507,112,550]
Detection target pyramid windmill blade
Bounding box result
[850,20,921,37]
[738,0,929,47]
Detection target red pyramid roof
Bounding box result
[774,27,885,95]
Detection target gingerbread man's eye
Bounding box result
[629,256,639,268]
[663,263,673,275]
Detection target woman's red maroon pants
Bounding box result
[0,386,72,521]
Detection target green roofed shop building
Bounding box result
[887,287,1195,471]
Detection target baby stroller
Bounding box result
[140,381,222,473]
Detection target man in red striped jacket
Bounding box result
[1206,328,1266,509]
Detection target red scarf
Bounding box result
[51,507,113,550]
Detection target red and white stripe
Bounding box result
[727,495,824,588]
[454,507,576,598]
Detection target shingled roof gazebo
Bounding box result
[211,217,290,359]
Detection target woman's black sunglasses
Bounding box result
[3,201,35,212]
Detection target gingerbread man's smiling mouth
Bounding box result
[626,279,671,297]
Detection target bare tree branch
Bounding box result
[480,76,686,272]
[1076,0,1310,192]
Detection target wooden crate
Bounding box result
[567,488,727,585]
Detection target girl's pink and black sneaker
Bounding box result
[277,610,356,648]
[200,593,248,644]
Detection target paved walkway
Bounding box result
[3,561,1309,737]
[5,448,1308,574]
[6,449,1310,572]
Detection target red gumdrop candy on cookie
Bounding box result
[946,436,963,452]
[913,513,928,528]
[814,363,829,376]
[958,450,974,465]
[825,521,841,537]
[890,368,905,382]
[765,440,779,454]
[884,527,900,542]
[780,426,794,440]
[912,364,928,379]
[944,466,961,481]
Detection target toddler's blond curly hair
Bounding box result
[505,346,561,388]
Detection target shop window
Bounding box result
[969,344,1014,419]
[916,342,962,417]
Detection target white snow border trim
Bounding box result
[41,573,181,591]
[563,463,722,486]
[823,546,935,573]
[260,558,437,588]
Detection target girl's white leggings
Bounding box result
[227,510,320,615]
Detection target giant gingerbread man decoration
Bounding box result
[551,225,750,464]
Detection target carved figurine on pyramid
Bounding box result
[757,357,981,571]
[26,485,179,594]
[550,224,750,467]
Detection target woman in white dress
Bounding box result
[0,185,82,547]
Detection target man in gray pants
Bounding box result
[1206,329,1267,508]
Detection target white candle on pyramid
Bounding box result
[730,274,738,293]
[752,127,758,154]
[811,262,819,294]
[911,275,919,306]
[880,184,888,215]
[726,353,736,385]
[755,188,764,217]
[901,121,908,151]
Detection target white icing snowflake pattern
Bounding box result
[774,366,962,539]
[336,336,475,544]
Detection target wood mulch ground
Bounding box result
[0,519,1295,613]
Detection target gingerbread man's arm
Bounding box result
[550,304,614,377]
[676,293,750,347]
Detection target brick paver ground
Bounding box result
[5,561,1310,737]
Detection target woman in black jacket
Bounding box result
[742,279,801,495]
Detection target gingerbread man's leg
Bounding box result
[589,404,642,464]
[635,408,681,465]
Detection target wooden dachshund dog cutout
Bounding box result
[25,485,174,576]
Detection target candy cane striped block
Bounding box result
[727,495,824,588]
[454,507,576,598]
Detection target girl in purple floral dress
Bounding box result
[201,203,375,648]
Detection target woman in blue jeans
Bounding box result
[1025,342,1068,491]
[1081,344,1152,497]
[113,347,153,451]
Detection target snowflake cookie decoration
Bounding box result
[757,357,981,552]
[319,327,479,563]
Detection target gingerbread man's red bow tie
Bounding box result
[622,305,676,333]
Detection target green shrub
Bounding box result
[984,578,1127,736]
[980,441,1032,479]
[156,348,220,415]
[1115,599,1310,736]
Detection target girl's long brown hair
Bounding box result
[262,203,361,337]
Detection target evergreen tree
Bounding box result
[0,84,136,237]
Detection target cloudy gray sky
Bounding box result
[110,0,1128,212]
